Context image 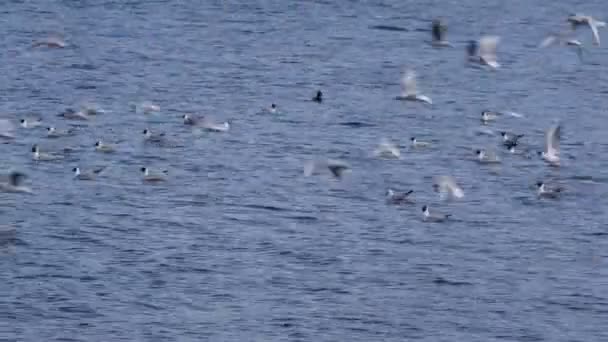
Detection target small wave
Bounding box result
[433,277,472,286]
[368,25,408,32]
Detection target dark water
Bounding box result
[2,1,608,341]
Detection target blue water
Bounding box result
[2,1,608,341]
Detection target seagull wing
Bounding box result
[0,119,15,137]
[588,20,601,45]
[545,124,561,155]
[539,35,558,48]
[479,35,500,63]
[401,70,417,96]
[434,176,464,199]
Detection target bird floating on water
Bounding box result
[386,189,414,205]
[73,167,106,181]
[312,90,323,103]
[422,205,451,222]
[536,181,562,199]
[31,145,63,161]
[141,167,167,183]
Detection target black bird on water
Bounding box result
[312,90,323,103]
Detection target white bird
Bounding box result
[500,132,524,146]
[94,141,116,153]
[536,181,562,199]
[568,14,606,46]
[0,171,31,193]
[142,129,167,144]
[73,167,106,181]
[468,36,500,69]
[422,205,451,222]
[183,114,230,132]
[304,159,350,179]
[46,126,74,138]
[541,124,560,166]
[141,167,167,183]
[201,118,230,132]
[374,139,401,159]
[20,118,43,129]
[475,149,501,164]
[32,36,66,48]
[58,108,91,121]
[410,137,430,148]
[433,175,464,200]
[0,119,16,140]
[79,103,105,116]
[386,189,414,205]
[395,70,432,104]
[31,145,63,161]
[133,102,161,114]
[481,110,500,123]
[267,103,278,114]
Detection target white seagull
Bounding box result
[422,205,451,222]
[395,69,432,104]
[468,36,500,69]
[568,14,606,46]
[433,175,464,200]
[541,124,560,166]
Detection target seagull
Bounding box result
[431,19,451,46]
[467,36,500,69]
[433,175,464,200]
[0,119,16,140]
[475,149,501,164]
[58,108,91,121]
[312,90,323,103]
[374,139,401,159]
[386,189,414,205]
[0,171,31,193]
[200,118,230,132]
[73,167,106,181]
[481,110,500,123]
[395,69,432,104]
[568,14,605,46]
[422,205,451,222]
[540,123,560,166]
[79,103,105,116]
[94,141,116,153]
[31,144,63,161]
[132,102,161,115]
[410,137,431,148]
[536,181,562,199]
[500,132,524,146]
[32,36,66,48]
[304,159,350,179]
[20,118,43,129]
[46,126,74,138]
[142,129,167,144]
[141,167,167,183]
[539,26,584,59]
[182,114,200,126]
